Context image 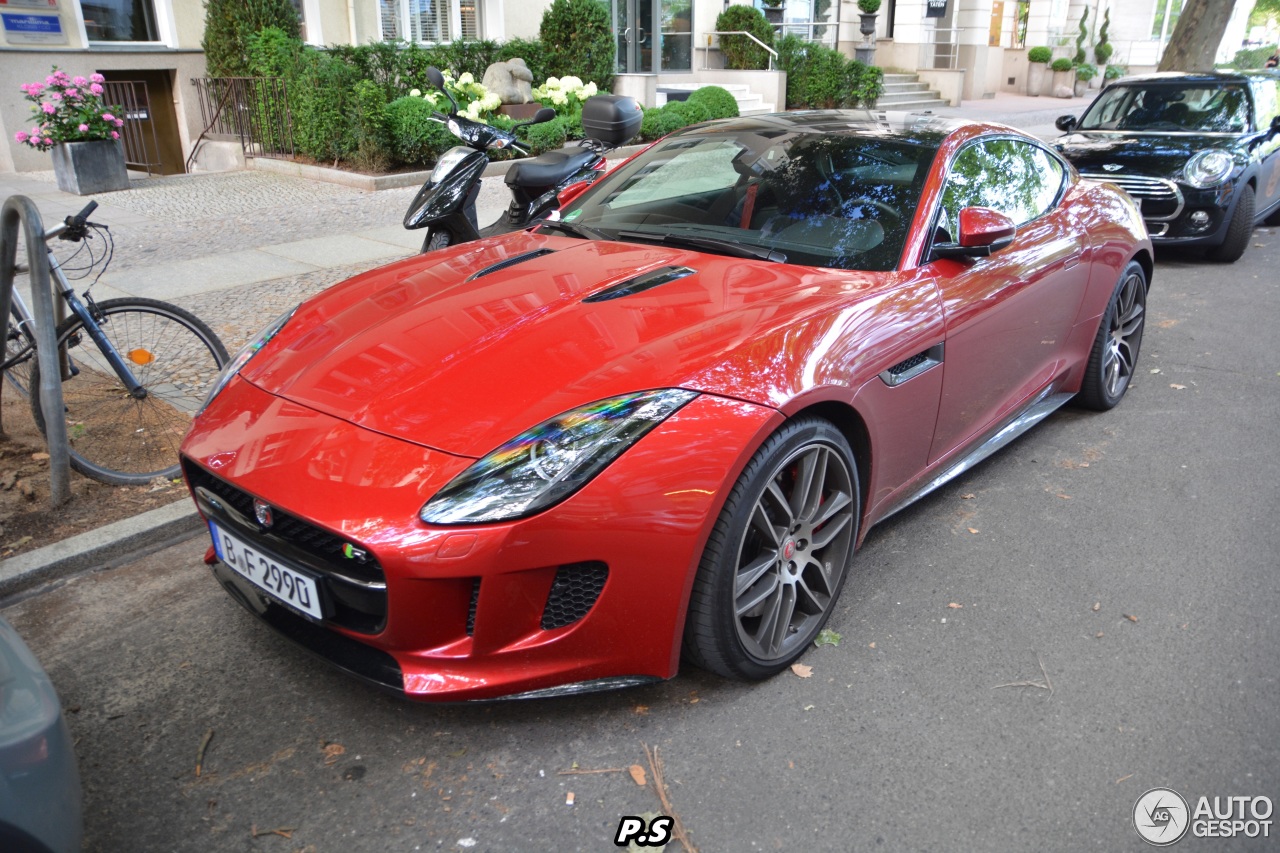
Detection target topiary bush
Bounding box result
[686,86,739,119]
[1094,8,1112,64]
[1051,57,1074,72]
[540,0,615,93]
[1028,46,1052,64]
[202,0,300,77]
[1074,7,1089,65]
[714,5,775,70]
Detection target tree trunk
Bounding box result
[1157,0,1236,72]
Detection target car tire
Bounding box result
[1075,261,1147,411]
[1206,183,1254,262]
[683,417,859,680]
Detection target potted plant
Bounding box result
[1051,57,1074,97]
[16,68,128,195]
[761,0,784,25]
[1027,46,1052,97]
[1094,8,1113,84]
[856,0,880,64]
[1073,63,1096,98]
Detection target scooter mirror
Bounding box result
[426,67,446,90]
[533,107,557,124]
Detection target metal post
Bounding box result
[0,195,71,506]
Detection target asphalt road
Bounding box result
[4,235,1279,853]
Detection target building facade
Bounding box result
[0,0,1256,174]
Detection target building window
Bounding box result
[81,0,160,42]
[380,0,478,43]
[1152,0,1183,41]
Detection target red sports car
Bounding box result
[182,112,1152,701]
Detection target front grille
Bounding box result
[541,562,608,630]
[184,458,388,634]
[1082,173,1184,221]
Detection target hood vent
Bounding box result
[583,266,696,303]
[465,249,555,282]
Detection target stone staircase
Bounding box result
[656,83,775,116]
[876,73,949,110]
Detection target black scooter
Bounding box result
[403,67,642,253]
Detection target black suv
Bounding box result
[1053,70,1280,262]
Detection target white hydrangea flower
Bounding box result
[560,76,583,89]
[410,88,421,97]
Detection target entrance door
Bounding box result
[616,0,654,74]
[614,0,691,73]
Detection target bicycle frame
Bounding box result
[3,219,146,399]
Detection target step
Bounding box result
[881,82,931,95]
[738,102,776,116]
[877,89,942,105]
[874,97,951,111]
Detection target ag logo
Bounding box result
[1134,787,1191,846]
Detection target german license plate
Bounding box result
[210,521,323,620]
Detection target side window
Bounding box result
[1252,81,1280,128]
[939,138,1065,230]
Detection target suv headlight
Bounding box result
[198,305,298,414]
[420,389,698,525]
[1183,150,1234,189]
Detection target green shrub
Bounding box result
[1104,64,1126,80]
[540,0,615,92]
[386,96,454,167]
[1074,7,1088,65]
[640,106,688,141]
[497,38,549,84]
[686,86,739,119]
[856,0,880,12]
[519,115,569,155]
[1094,8,1112,64]
[1051,57,1074,72]
[714,5,775,70]
[1027,46,1053,64]
[775,35,882,109]
[1074,62,1097,81]
[202,0,300,77]
[290,50,360,162]
[1230,44,1275,70]
[246,26,302,78]
[352,79,393,172]
[665,99,711,125]
[849,60,883,107]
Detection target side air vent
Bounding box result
[879,343,943,387]
[541,562,609,629]
[583,266,695,303]
[465,249,555,282]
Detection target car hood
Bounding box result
[240,232,902,457]
[1054,131,1245,180]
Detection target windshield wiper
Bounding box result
[539,219,608,241]
[617,230,787,263]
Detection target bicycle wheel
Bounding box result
[30,297,229,486]
[3,306,36,399]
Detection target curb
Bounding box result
[0,499,203,597]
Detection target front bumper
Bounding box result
[182,377,780,701]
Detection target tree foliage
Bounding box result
[539,0,615,92]
[202,0,300,77]
[714,5,775,70]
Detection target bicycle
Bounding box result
[2,200,230,486]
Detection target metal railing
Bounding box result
[191,77,295,165]
[0,196,70,506]
[102,81,162,175]
[699,31,780,70]
[772,21,838,49]
[920,27,963,70]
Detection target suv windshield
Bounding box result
[1078,84,1253,133]
[557,128,939,271]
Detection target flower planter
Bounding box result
[1027,63,1047,97]
[1073,78,1089,98]
[763,5,784,23]
[859,12,877,37]
[51,139,129,195]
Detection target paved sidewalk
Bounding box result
[0,90,1099,593]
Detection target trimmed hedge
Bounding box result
[714,5,775,70]
[686,85,739,119]
[203,0,299,77]
[776,34,883,109]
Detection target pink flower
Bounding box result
[49,91,62,100]
[90,73,105,83]
[65,88,79,98]
[89,83,103,95]
[73,75,87,86]
[114,118,123,127]
[78,123,89,132]
[41,102,56,114]
[101,112,114,122]
[20,83,43,97]
[14,131,29,143]
[45,75,57,85]
[110,131,119,139]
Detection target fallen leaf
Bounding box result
[1116,774,1134,784]
[1169,383,1186,390]
[967,527,979,534]
[960,493,975,500]
[632,705,649,715]
[1150,368,1162,374]
[868,642,876,649]
[628,764,646,786]
[323,743,346,765]
[813,628,841,647]
[790,663,813,678]
[30,452,49,461]
[947,602,963,609]
[1095,632,1105,638]
[802,704,815,711]
[565,792,575,806]
[1056,493,1072,500]
[1124,614,1139,623]
[4,535,32,550]
[1092,602,1101,612]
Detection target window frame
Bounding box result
[77,0,176,47]
[379,0,477,44]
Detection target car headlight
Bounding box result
[198,305,298,415]
[420,389,698,525]
[1183,150,1234,189]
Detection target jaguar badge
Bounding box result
[253,499,274,528]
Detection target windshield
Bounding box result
[557,128,939,271]
[1078,84,1253,133]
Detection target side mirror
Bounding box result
[929,207,1016,261]
[1055,114,1079,132]
[1270,115,1280,137]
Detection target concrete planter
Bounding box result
[1028,62,1047,96]
[50,140,129,196]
